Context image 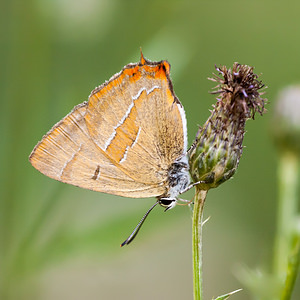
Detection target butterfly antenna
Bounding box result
[120,201,159,247]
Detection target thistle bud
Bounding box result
[272,85,300,155]
[189,63,267,190]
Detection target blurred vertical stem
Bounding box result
[281,226,300,300]
[192,188,207,300]
[274,151,299,276]
[273,151,300,299]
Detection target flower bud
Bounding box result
[189,63,267,190]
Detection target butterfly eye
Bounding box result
[159,198,177,211]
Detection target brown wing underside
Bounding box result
[29,58,186,198]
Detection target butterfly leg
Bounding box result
[179,180,205,195]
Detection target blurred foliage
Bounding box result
[1,0,300,299]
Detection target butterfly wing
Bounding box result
[29,56,187,198]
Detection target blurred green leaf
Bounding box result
[213,288,242,300]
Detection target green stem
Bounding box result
[192,188,207,300]
[281,228,300,300]
[274,152,299,277]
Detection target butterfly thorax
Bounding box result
[158,155,190,209]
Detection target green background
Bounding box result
[1,0,299,299]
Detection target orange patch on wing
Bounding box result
[126,67,142,83]
[90,61,170,102]
[166,88,175,103]
[105,103,139,162]
[146,61,170,80]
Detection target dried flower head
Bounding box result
[189,63,267,190]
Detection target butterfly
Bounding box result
[29,53,196,246]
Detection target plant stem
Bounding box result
[192,188,208,300]
[273,151,299,298]
[281,228,300,300]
